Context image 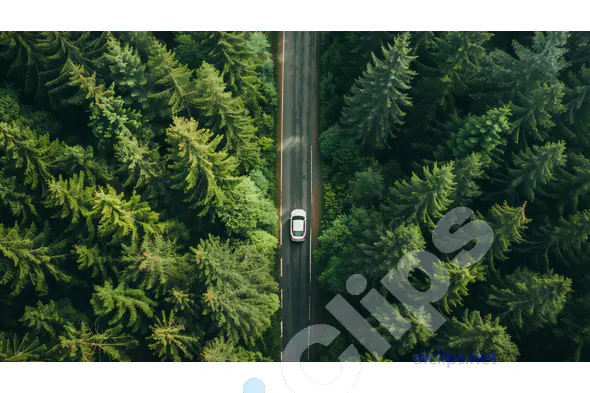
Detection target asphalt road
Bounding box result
[279,31,320,361]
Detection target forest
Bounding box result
[0,32,280,361]
[316,31,590,362]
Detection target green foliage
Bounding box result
[90,280,156,330]
[0,333,47,361]
[165,117,238,214]
[193,235,279,346]
[56,321,136,361]
[383,162,456,227]
[0,223,68,295]
[192,62,261,169]
[436,310,519,361]
[148,311,200,361]
[201,335,262,361]
[488,268,571,331]
[340,32,416,148]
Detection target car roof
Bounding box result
[293,219,305,231]
[291,209,306,218]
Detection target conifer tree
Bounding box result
[146,38,197,117]
[414,32,491,118]
[452,152,489,205]
[340,32,416,148]
[193,235,279,346]
[45,172,94,233]
[165,117,238,214]
[20,299,83,338]
[383,162,456,227]
[192,62,260,169]
[441,261,486,313]
[56,321,136,361]
[0,121,55,190]
[113,133,163,191]
[434,106,511,164]
[0,223,68,296]
[201,336,261,362]
[480,201,530,271]
[148,311,200,361]
[91,185,166,244]
[72,243,110,279]
[90,281,156,330]
[0,333,47,361]
[530,209,590,265]
[0,169,36,220]
[488,268,571,331]
[102,35,149,109]
[189,32,261,113]
[121,235,187,293]
[436,310,519,361]
[491,141,566,203]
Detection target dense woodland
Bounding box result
[317,31,590,361]
[0,32,280,361]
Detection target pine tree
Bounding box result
[434,106,511,164]
[414,32,491,118]
[214,176,277,237]
[0,223,68,296]
[102,35,149,109]
[436,310,519,361]
[121,235,187,293]
[20,299,83,338]
[90,281,156,330]
[165,117,239,214]
[481,202,530,271]
[56,321,136,361]
[72,243,110,279]
[53,144,112,184]
[509,82,566,145]
[201,336,260,362]
[0,169,36,220]
[193,235,279,346]
[452,152,489,205]
[191,32,261,113]
[91,185,167,244]
[113,133,163,190]
[0,121,55,190]
[488,268,571,331]
[340,32,416,148]
[530,209,590,265]
[0,333,47,361]
[383,162,456,227]
[491,141,566,203]
[45,172,94,233]
[350,164,386,207]
[441,261,486,313]
[148,311,200,361]
[146,38,197,117]
[192,62,260,169]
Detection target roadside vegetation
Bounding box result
[317,31,590,361]
[0,31,280,361]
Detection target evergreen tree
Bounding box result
[0,333,47,361]
[436,310,519,361]
[192,62,261,169]
[165,117,239,214]
[73,243,110,279]
[340,32,416,148]
[45,172,94,233]
[113,133,163,191]
[148,311,200,361]
[441,261,486,313]
[434,106,511,164]
[91,185,166,244]
[201,336,260,361]
[383,162,456,227]
[121,235,187,293]
[452,152,489,205]
[0,223,68,296]
[192,235,279,346]
[491,141,566,203]
[56,321,136,361]
[488,268,571,331]
[90,281,156,330]
[20,299,83,338]
[481,202,530,271]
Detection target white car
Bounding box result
[290,209,307,242]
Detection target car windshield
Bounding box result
[292,217,305,236]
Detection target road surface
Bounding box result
[279,31,320,361]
